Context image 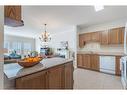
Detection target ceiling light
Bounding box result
[94,5,104,12]
[39,24,51,42]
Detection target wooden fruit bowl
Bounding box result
[18,57,43,68]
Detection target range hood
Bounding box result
[4,17,24,27]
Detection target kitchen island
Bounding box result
[4,57,74,89]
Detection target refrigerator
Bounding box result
[121,23,127,89]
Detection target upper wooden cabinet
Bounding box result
[79,32,100,48]
[119,27,125,44]
[79,34,85,48]
[100,30,109,45]
[84,33,92,42]
[5,6,21,21]
[108,27,120,44]
[4,6,24,27]
[91,32,100,42]
[108,27,125,44]
[79,27,125,47]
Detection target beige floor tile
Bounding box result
[73,68,123,89]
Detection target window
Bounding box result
[23,43,32,54]
[12,42,22,54]
[4,41,10,53]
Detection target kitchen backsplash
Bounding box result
[78,42,124,53]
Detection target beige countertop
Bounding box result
[4,57,73,80]
[77,51,124,56]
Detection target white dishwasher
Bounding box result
[100,56,115,74]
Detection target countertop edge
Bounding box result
[6,59,73,80]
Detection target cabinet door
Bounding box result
[91,32,100,42]
[4,6,21,21]
[119,27,125,44]
[82,54,91,69]
[77,54,83,67]
[47,65,64,89]
[64,62,74,89]
[16,71,47,89]
[115,56,121,76]
[79,34,85,48]
[109,28,120,44]
[90,54,99,71]
[100,30,109,45]
[84,33,92,42]
[15,6,21,21]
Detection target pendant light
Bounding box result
[39,24,51,42]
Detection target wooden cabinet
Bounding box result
[115,56,121,76]
[16,71,47,89]
[47,65,64,89]
[79,32,100,48]
[77,54,122,75]
[100,30,109,45]
[84,33,91,42]
[4,6,24,27]
[91,32,100,42]
[119,27,125,44]
[82,54,91,69]
[79,34,85,48]
[79,27,124,47]
[15,62,73,89]
[108,27,125,44]
[5,6,21,21]
[90,54,99,71]
[77,54,99,71]
[64,63,74,89]
[108,28,120,44]
[77,54,83,67]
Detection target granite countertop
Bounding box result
[4,57,73,80]
[77,51,124,56]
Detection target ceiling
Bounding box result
[4,6,127,37]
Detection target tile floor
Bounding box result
[73,68,123,89]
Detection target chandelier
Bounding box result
[39,24,51,42]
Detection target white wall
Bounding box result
[49,26,77,53]
[80,18,127,34]
[78,19,127,53]
[0,6,4,89]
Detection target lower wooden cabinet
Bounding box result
[115,56,121,76]
[16,71,47,89]
[77,54,83,67]
[15,62,73,89]
[82,54,91,69]
[64,63,74,89]
[47,65,64,89]
[77,54,121,75]
[90,54,99,71]
[77,54,99,71]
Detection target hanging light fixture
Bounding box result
[39,24,51,42]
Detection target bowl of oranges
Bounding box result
[18,57,43,68]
